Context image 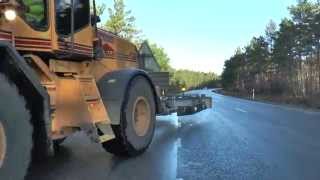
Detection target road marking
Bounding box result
[235,108,247,113]
[176,138,182,148]
[174,138,182,180]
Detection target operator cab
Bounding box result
[55,0,94,59]
[0,0,96,59]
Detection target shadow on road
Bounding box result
[25,118,180,180]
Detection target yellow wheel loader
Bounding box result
[0,0,161,179]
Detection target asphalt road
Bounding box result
[26,90,320,180]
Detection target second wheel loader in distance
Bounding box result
[0,0,162,179]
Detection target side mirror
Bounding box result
[91,15,101,26]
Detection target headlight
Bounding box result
[4,9,16,21]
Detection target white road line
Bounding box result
[235,108,247,113]
[175,138,182,180]
[176,138,182,148]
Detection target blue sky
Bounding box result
[97,0,296,74]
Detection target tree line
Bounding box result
[99,0,219,90]
[170,70,219,90]
[221,0,320,106]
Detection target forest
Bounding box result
[221,0,320,107]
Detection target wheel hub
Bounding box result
[0,121,7,168]
[132,97,151,137]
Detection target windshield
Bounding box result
[55,0,90,36]
[18,0,47,30]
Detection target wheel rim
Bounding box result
[0,121,7,168]
[132,97,151,137]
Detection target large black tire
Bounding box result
[0,74,33,180]
[102,76,156,157]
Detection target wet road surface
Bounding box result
[26,90,320,180]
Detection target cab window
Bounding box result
[55,0,90,36]
[18,0,48,30]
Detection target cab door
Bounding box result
[55,0,94,59]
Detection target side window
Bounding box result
[74,0,90,30]
[55,0,90,36]
[55,0,71,35]
[139,43,161,72]
[18,0,48,30]
[144,57,161,72]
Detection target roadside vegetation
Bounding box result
[221,0,320,108]
[98,0,219,91]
